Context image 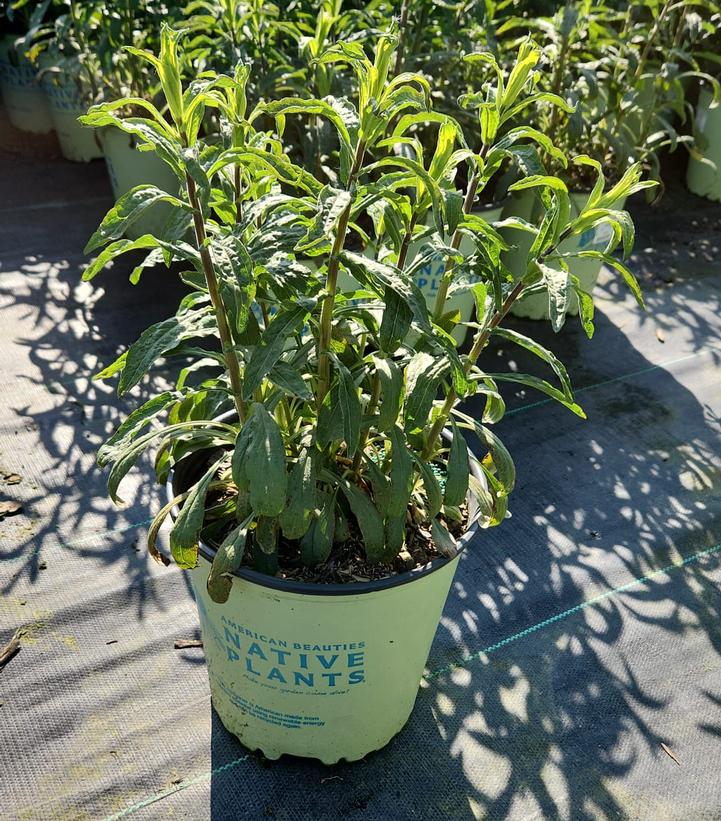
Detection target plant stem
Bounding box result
[185,172,247,423]
[316,140,366,405]
[421,223,575,460]
[393,0,411,75]
[547,5,571,148]
[432,169,481,320]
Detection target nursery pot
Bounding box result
[100,126,179,238]
[41,73,102,163]
[168,428,485,764]
[0,36,53,134]
[501,190,626,321]
[686,86,721,202]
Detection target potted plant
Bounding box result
[684,11,721,200]
[495,1,660,321]
[83,25,648,763]
[0,1,54,134]
[65,0,184,235]
[33,0,105,162]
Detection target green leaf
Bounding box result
[98,392,176,467]
[384,515,406,557]
[492,327,574,398]
[388,426,414,518]
[85,185,186,253]
[279,450,317,540]
[339,481,386,563]
[119,309,215,395]
[342,251,433,336]
[509,175,568,195]
[573,252,645,308]
[414,457,443,518]
[295,185,353,256]
[83,235,159,281]
[538,262,571,332]
[169,456,224,569]
[270,362,312,400]
[157,24,185,128]
[470,422,516,496]
[378,286,412,353]
[336,361,361,457]
[404,353,446,434]
[571,277,595,339]
[300,492,336,565]
[373,356,403,431]
[255,515,279,555]
[231,419,255,493]
[479,103,500,144]
[247,404,288,517]
[206,517,252,603]
[242,305,309,398]
[431,518,457,558]
[486,373,586,417]
[363,457,392,519]
[444,420,470,507]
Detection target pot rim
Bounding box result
[165,411,487,597]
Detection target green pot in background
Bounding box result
[0,36,53,134]
[501,190,627,321]
[169,428,486,764]
[686,86,721,203]
[40,70,102,162]
[100,126,179,238]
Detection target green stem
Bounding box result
[185,173,247,424]
[432,169,481,321]
[393,0,412,75]
[316,140,367,405]
[421,223,575,460]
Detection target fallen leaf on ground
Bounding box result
[174,639,203,649]
[0,501,22,518]
[2,474,21,485]
[656,328,666,343]
[0,629,26,671]
[661,742,681,766]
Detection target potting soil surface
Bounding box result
[2,136,721,821]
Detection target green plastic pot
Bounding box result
[100,126,179,238]
[41,74,102,162]
[687,87,721,202]
[0,36,53,134]
[168,429,485,763]
[500,190,626,320]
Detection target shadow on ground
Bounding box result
[0,158,189,615]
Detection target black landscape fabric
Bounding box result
[1,150,721,820]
